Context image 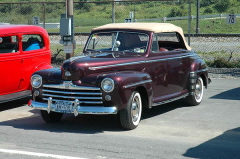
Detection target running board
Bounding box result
[152,93,188,106]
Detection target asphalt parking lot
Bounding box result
[0,78,239,159]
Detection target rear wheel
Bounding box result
[40,110,63,123]
[186,77,204,106]
[119,91,142,130]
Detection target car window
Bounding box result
[152,32,184,52]
[22,34,43,51]
[0,36,18,53]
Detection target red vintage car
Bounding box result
[0,25,52,103]
[28,23,210,129]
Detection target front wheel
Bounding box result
[119,91,142,130]
[40,110,63,123]
[186,77,204,106]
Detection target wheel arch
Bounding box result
[135,86,151,109]
[200,73,207,88]
[190,58,209,89]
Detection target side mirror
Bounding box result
[0,37,2,43]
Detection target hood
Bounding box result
[61,53,145,81]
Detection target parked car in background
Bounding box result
[28,23,210,130]
[0,25,52,103]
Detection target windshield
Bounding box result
[85,31,149,53]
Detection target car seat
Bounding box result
[25,37,41,51]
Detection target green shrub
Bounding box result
[167,5,187,17]
[204,7,214,14]
[207,57,240,68]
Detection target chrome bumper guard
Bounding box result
[28,99,117,116]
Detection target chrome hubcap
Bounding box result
[195,79,202,100]
[131,96,140,122]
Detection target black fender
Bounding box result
[32,68,62,83]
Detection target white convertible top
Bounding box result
[92,23,191,50]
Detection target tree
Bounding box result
[214,0,231,12]
[0,4,11,13]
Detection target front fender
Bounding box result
[32,68,62,83]
[27,63,54,90]
[95,71,153,110]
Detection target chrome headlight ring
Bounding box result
[31,74,42,88]
[101,78,114,93]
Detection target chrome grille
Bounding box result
[42,82,103,106]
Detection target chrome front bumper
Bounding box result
[28,100,118,116]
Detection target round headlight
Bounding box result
[31,74,42,88]
[101,78,114,92]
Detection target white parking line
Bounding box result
[0,148,87,159]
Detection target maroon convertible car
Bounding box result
[28,23,210,129]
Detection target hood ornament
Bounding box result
[65,71,71,76]
[63,81,72,89]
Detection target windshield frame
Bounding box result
[84,31,149,55]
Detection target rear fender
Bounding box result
[190,59,209,89]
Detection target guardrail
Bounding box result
[136,14,240,22]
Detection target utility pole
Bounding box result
[196,0,200,33]
[66,0,74,59]
[42,1,46,29]
[188,0,191,45]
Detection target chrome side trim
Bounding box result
[43,89,102,95]
[42,98,103,104]
[43,82,100,91]
[147,54,195,63]
[123,80,152,89]
[42,93,102,100]
[89,54,195,70]
[28,100,117,115]
[152,93,188,106]
[146,57,176,63]
[89,61,146,70]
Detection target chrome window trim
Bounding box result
[123,79,152,89]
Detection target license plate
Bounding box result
[55,101,73,112]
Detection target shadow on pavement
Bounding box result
[141,98,188,120]
[0,98,189,134]
[210,87,240,100]
[0,97,31,112]
[183,127,240,159]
